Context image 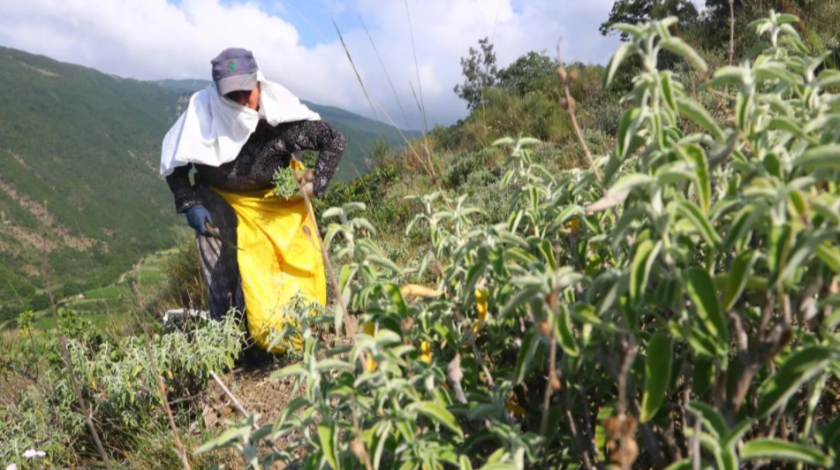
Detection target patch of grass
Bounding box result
[85,285,131,300]
[35,311,128,330]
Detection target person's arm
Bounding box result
[281,120,346,197]
[165,164,201,213]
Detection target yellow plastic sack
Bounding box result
[211,183,326,353]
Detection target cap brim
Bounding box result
[216,73,258,96]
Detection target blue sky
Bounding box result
[0,0,621,128]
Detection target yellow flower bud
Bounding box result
[365,353,377,372]
[475,288,488,320]
[419,341,432,364]
[506,394,526,416]
[290,157,306,170]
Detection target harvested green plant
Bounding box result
[272,166,298,199]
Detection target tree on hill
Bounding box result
[453,37,498,111]
[496,51,557,96]
[599,0,701,40]
[455,41,560,111]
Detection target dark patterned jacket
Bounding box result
[165,119,345,213]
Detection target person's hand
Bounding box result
[299,182,314,198]
[294,169,313,184]
[294,169,314,199]
[186,205,213,235]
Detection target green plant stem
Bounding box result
[295,178,357,341]
[564,389,594,470]
[130,282,191,470]
[454,307,495,387]
[540,290,559,440]
[350,395,375,470]
[42,231,113,470]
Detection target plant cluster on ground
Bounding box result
[198,11,840,470]
[3,2,840,469]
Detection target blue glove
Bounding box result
[186,205,213,235]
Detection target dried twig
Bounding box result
[556,42,602,184]
[565,390,595,470]
[295,177,356,341]
[349,395,375,470]
[209,371,282,455]
[540,291,560,439]
[42,231,112,470]
[403,0,429,136]
[447,353,468,403]
[579,387,605,470]
[358,14,411,131]
[130,282,191,470]
[454,308,494,387]
[728,0,736,65]
[616,334,637,417]
[691,416,701,470]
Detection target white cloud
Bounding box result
[0,0,621,128]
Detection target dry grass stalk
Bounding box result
[359,14,411,131]
[728,0,736,64]
[130,278,192,470]
[555,43,603,185]
[403,0,429,135]
[539,290,560,439]
[42,230,113,470]
[295,174,356,340]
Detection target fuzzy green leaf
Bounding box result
[515,328,541,385]
[684,267,728,346]
[409,401,464,438]
[676,201,723,248]
[740,439,833,467]
[618,108,642,158]
[723,251,759,311]
[604,42,635,89]
[318,422,340,470]
[794,144,840,170]
[555,305,579,357]
[682,144,711,213]
[640,332,673,423]
[630,240,661,308]
[660,38,708,73]
[677,97,725,140]
[756,347,834,418]
[816,241,840,273]
[609,173,657,194]
[686,401,728,440]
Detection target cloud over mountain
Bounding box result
[0,0,620,127]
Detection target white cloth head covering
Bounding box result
[159,71,320,176]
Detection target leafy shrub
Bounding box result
[443,148,498,190]
[203,11,840,470]
[157,238,208,312]
[1,313,242,466]
[460,87,573,148]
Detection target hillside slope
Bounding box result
[0,48,418,311]
[155,79,418,179]
[0,46,184,306]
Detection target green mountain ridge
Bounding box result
[0,46,415,312]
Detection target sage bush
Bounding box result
[202,12,840,470]
[1,312,242,465]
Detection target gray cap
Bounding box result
[211,48,259,97]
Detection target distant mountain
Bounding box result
[154,79,419,179]
[0,47,415,309]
